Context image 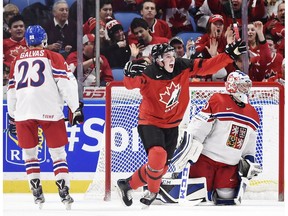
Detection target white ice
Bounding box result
[2,192,286,216]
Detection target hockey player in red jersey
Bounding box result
[117,40,247,207]
[170,70,262,205]
[7,25,84,210]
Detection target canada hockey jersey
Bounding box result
[124,53,233,128]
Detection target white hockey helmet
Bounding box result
[225,70,252,104]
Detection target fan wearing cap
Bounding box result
[66,34,114,87]
[100,18,131,68]
[169,36,196,59]
[195,14,228,58]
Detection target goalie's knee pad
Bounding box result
[23,146,38,161]
[48,146,67,162]
[216,188,235,199]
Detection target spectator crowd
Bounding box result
[3,0,285,89]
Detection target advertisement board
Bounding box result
[3,100,105,173]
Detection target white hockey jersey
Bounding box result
[189,93,260,165]
[7,48,79,121]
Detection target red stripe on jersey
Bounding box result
[217,117,258,131]
[53,75,69,79]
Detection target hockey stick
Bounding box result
[228,0,240,39]
[178,162,202,206]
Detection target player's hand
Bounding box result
[68,102,84,126]
[124,59,147,78]
[8,115,17,136]
[225,38,247,60]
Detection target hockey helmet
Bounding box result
[151,43,175,61]
[25,25,47,47]
[225,70,252,104]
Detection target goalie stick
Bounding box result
[178,162,202,206]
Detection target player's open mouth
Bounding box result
[169,63,174,68]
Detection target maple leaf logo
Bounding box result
[168,10,188,28]
[9,46,27,59]
[159,82,181,108]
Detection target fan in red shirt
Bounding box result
[3,15,27,68]
[66,34,114,86]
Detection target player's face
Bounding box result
[162,51,175,73]
[9,20,25,41]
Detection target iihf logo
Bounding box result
[5,115,47,165]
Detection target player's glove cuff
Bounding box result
[124,59,148,78]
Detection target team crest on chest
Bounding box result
[159,82,181,111]
[226,124,247,149]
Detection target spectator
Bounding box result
[43,0,77,58]
[128,18,169,59]
[263,34,284,83]
[101,18,131,68]
[3,3,20,39]
[100,0,114,24]
[195,14,227,58]
[127,0,172,43]
[3,15,28,68]
[83,17,108,48]
[263,1,285,57]
[69,0,96,23]
[112,0,140,12]
[169,36,193,59]
[207,0,266,31]
[66,34,114,87]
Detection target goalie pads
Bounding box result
[157,177,207,203]
[170,131,203,171]
[238,158,262,180]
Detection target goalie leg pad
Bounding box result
[158,177,207,203]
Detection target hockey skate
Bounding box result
[30,179,45,209]
[56,179,74,210]
[117,178,133,206]
[140,190,157,208]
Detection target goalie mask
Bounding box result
[25,25,48,47]
[225,70,252,104]
[151,43,175,73]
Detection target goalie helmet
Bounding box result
[225,70,252,104]
[25,25,47,47]
[151,43,175,61]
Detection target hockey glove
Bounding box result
[68,102,84,126]
[238,158,262,180]
[8,115,17,136]
[124,59,147,78]
[225,39,247,60]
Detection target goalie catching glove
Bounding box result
[225,38,247,60]
[238,158,262,180]
[124,59,148,78]
[68,102,84,126]
[170,131,203,171]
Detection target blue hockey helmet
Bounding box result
[25,25,47,47]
